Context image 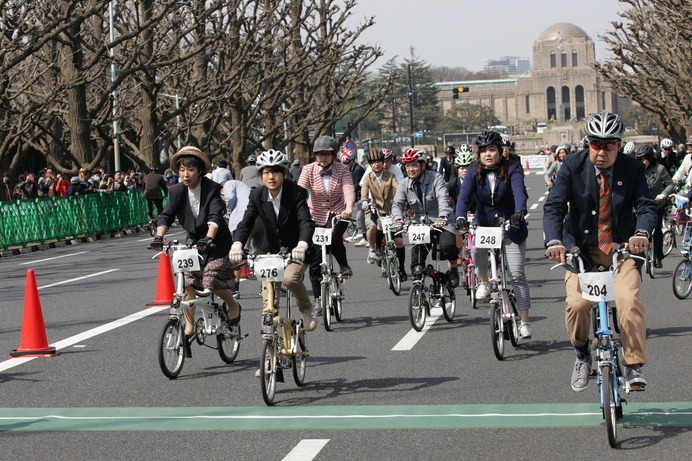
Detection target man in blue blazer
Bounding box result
[544,113,656,393]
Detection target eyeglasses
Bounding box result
[589,141,619,152]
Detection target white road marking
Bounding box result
[538,196,546,202]
[392,307,442,350]
[0,305,168,372]
[19,251,89,266]
[37,269,120,290]
[137,231,184,242]
[530,203,539,210]
[282,439,330,461]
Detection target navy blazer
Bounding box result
[456,162,528,244]
[233,181,316,262]
[543,151,656,260]
[157,176,231,263]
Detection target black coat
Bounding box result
[233,180,316,262]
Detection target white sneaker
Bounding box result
[475,282,490,299]
[519,322,532,339]
[354,238,368,247]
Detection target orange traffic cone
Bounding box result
[525,159,530,170]
[239,261,249,280]
[10,270,59,358]
[148,253,176,307]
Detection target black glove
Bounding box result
[149,235,163,251]
[196,236,213,251]
[456,216,468,231]
[510,211,526,226]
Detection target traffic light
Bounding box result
[452,87,470,99]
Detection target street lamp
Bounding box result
[109,1,121,172]
[158,92,183,148]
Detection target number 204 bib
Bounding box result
[578,271,615,302]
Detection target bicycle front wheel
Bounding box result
[292,326,307,387]
[491,304,505,361]
[388,257,401,296]
[662,230,674,257]
[408,284,427,331]
[602,366,618,448]
[646,247,655,279]
[321,281,332,331]
[442,285,455,323]
[158,319,185,379]
[332,277,343,322]
[469,268,478,309]
[217,325,241,363]
[672,260,692,299]
[260,338,278,406]
[508,293,520,348]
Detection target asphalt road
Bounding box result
[0,171,690,460]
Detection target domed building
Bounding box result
[437,22,631,140]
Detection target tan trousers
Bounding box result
[261,260,312,314]
[564,246,647,366]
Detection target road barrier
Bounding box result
[0,190,149,250]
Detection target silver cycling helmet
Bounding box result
[256,149,289,172]
[660,138,674,149]
[584,112,625,140]
[623,141,636,155]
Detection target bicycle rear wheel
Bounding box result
[408,284,427,331]
[662,230,674,257]
[388,257,402,296]
[158,319,185,379]
[602,365,618,448]
[646,247,655,279]
[491,303,505,360]
[292,326,307,387]
[508,293,520,347]
[149,219,156,237]
[217,325,241,363]
[321,281,332,331]
[672,259,692,299]
[260,338,278,406]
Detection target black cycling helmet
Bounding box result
[635,145,655,159]
[474,130,504,148]
[445,145,456,154]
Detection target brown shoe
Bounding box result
[302,311,318,331]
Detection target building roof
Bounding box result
[537,23,590,42]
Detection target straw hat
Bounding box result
[169,146,211,174]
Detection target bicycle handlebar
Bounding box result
[550,244,646,275]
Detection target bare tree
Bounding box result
[594,0,692,142]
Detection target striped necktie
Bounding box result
[598,172,613,254]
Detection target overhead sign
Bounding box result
[413,132,424,138]
[344,140,355,150]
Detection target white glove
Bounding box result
[361,200,370,210]
[229,242,244,264]
[655,194,665,201]
[291,241,309,262]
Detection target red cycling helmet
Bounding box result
[402,148,426,163]
[381,148,393,159]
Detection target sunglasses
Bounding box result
[589,141,619,152]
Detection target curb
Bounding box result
[0,226,148,259]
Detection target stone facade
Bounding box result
[438,23,631,133]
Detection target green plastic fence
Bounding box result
[0,190,150,250]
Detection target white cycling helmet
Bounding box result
[458,144,471,154]
[623,141,636,155]
[584,112,625,140]
[256,149,289,172]
[660,138,674,149]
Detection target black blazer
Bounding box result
[233,181,316,261]
[158,176,231,263]
[543,150,656,263]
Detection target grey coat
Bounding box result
[644,163,674,209]
[391,169,454,233]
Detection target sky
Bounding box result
[350,0,626,71]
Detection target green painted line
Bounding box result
[0,403,690,432]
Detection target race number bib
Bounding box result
[578,271,615,302]
[312,227,332,245]
[407,225,430,244]
[172,249,201,273]
[380,217,393,232]
[254,256,284,282]
[474,227,503,249]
